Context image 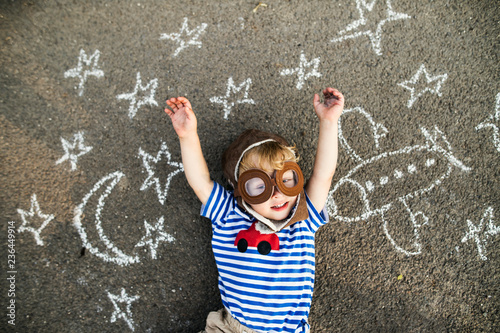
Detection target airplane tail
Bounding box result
[421,126,471,172]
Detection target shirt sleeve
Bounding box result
[200,182,236,230]
[304,191,329,233]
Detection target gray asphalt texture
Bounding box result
[1,0,499,332]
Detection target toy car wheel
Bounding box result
[237,239,248,253]
[257,241,272,255]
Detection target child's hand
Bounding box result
[165,97,197,138]
[313,88,344,122]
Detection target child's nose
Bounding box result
[272,186,283,197]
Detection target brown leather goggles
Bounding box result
[234,161,304,205]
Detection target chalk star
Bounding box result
[210,77,256,119]
[64,49,104,96]
[159,17,208,57]
[138,142,184,205]
[107,288,140,331]
[135,216,175,259]
[280,51,322,90]
[116,72,159,119]
[461,207,499,261]
[17,194,55,246]
[398,64,448,108]
[55,131,93,170]
[476,93,500,152]
[331,0,410,56]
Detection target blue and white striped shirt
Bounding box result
[201,182,328,333]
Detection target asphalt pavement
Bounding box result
[1,0,499,332]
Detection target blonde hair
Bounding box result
[239,141,299,176]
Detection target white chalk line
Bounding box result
[398,63,448,108]
[138,142,184,205]
[338,107,388,162]
[17,194,55,246]
[280,51,322,90]
[64,49,104,96]
[74,171,140,266]
[159,17,208,57]
[461,207,499,261]
[329,121,471,256]
[475,92,500,152]
[107,288,140,331]
[331,0,411,56]
[135,216,175,259]
[116,72,158,119]
[210,77,255,120]
[55,131,93,170]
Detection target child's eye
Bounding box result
[281,170,298,188]
[245,178,266,196]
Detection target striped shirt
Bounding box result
[201,182,328,333]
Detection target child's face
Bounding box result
[244,157,299,221]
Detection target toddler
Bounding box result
[165,88,344,333]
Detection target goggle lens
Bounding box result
[281,169,298,189]
[245,177,266,197]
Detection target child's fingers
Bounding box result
[177,97,192,110]
[166,98,179,111]
[164,107,175,118]
[313,93,320,106]
[332,92,343,102]
[324,88,344,102]
[166,96,193,112]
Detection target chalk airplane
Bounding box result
[328,110,471,255]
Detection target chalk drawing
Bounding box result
[135,216,175,259]
[74,171,140,266]
[17,194,54,246]
[461,207,499,260]
[381,197,429,256]
[475,93,500,152]
[159,17,208,57]
[209,77,256,120]
[116,72,159,119]
[337,107,388,162]
[331,0,410,56]
[55,131,93,170]
[138,142,184,205]
[64,49,104,96]
[107,288,140,331]
[398,64,448,108]
[280,51,322,90]
[328,110,471,255]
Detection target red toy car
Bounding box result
[234,221,280,255]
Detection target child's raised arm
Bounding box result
[165,97,213,205]
[305,88,344,212]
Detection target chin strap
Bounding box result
[239,190,309,234]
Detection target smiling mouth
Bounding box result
[271,202,288,211]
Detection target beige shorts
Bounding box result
[201,308,260,333]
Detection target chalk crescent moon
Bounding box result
[73,171,140,266]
